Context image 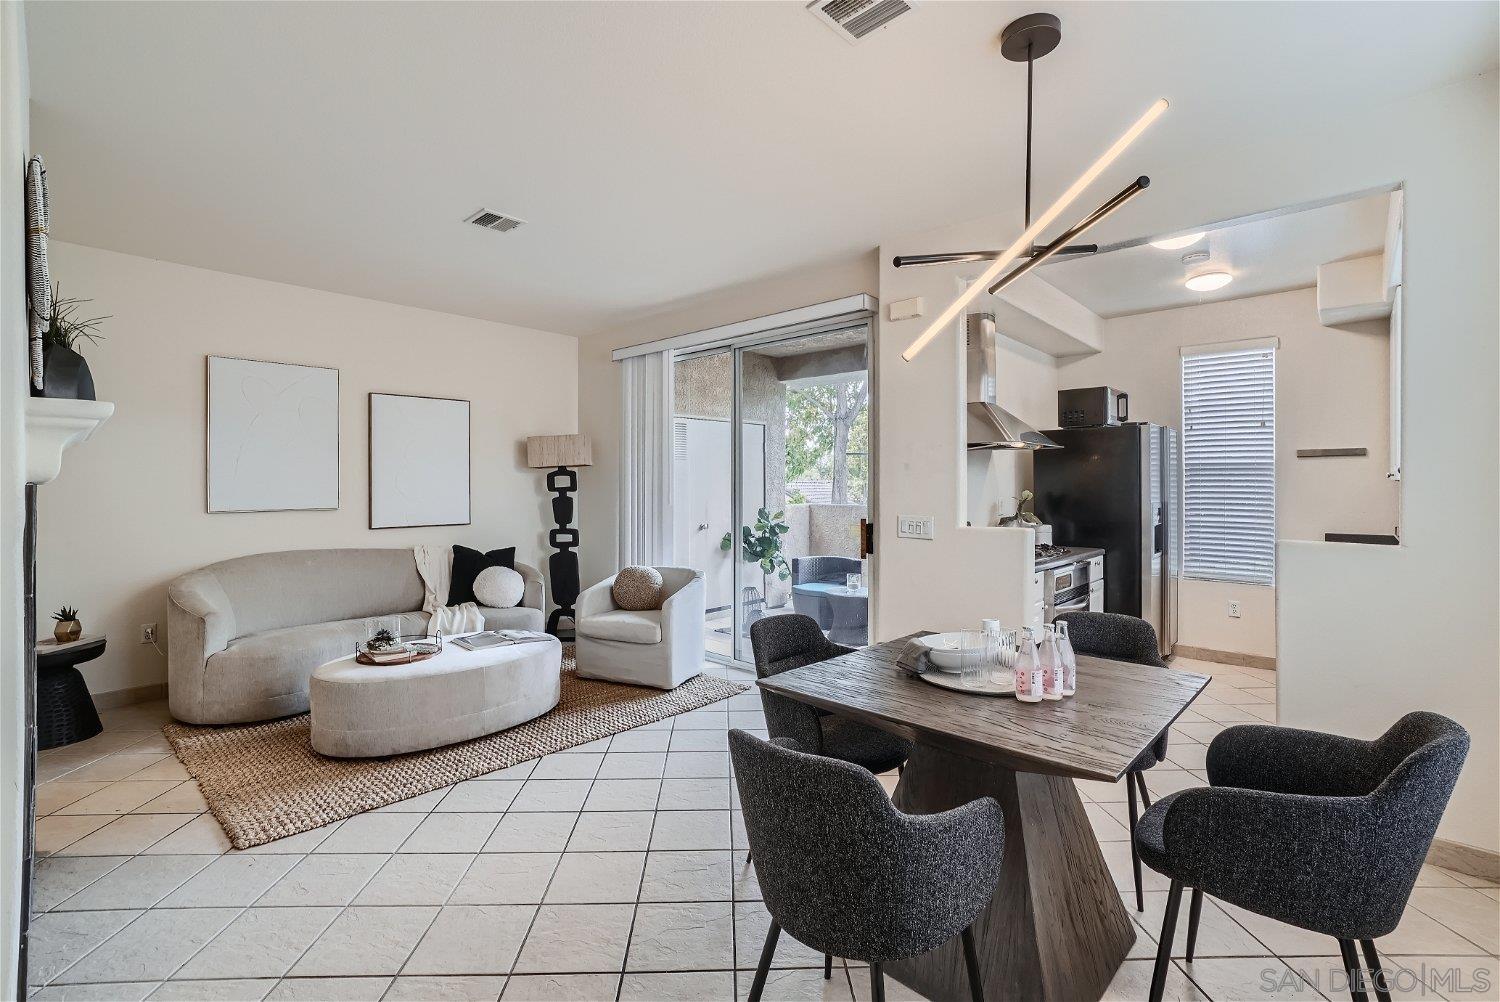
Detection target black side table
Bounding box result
[35,635,105,750]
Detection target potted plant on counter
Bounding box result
[51,606,82,643]
[41,285,108,401]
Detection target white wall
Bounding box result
[1264,75,1498,856]
[36,242,578,698]
[576,255,879,593]
[965,334,1059,528]
[875,214,1054,639]
[1058,286,1399,659]
[1,4,30,992]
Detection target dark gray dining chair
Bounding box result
[730,729,1004,1002]
[1134,712,1470,1002]
[749,614,912,775]
[1055,610,1170,911]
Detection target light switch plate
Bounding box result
[897,516,935,540]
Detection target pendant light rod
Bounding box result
[987,176,1150,296]
[901,96,1168,363]
[893,244,1098,269]
[1025,43,1034,228]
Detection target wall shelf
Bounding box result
[24,397,114,485]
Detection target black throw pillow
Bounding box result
[449,545,516,605]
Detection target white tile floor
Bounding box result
[28,658,1499,1001]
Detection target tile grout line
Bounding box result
[502,727,620,995]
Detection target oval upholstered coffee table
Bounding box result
[310,636,563,758]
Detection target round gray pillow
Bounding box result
[612,565,664,611]
[473,565,525,608]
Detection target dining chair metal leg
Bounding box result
[824,954,833,980]
[1185,888,1204,963]
[1135,770,1152,808]
[1360,939,1393,1002]
[1338,938,1371,1002]
[748,920,781,1002]
[870,963,886,1002]
[961,925,985,1002]
[1127,775,1144,911]
[1148,879,1183,1002]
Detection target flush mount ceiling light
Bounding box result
[895,13,1168,362]
[1185,271,1233,292]
[1150,231,1205,250]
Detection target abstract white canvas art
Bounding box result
[369,392,471,528]
[206,356,340,512]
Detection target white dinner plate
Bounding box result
[918,670,1016,697]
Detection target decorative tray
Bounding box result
[918,670,1015,697]
[355,634,442,666]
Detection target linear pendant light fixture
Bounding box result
[898,14,1167,362]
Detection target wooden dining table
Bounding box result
[756,632,1210,1002]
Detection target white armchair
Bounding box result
[574,566,706,689]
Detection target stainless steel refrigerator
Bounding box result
[1032,423,1181,658]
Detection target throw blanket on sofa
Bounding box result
[413,545,486,637]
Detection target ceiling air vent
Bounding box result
[465,208,525,233]
[807,0,915,45]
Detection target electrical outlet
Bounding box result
[897,516,935,540]
[140,623,157,645]
[1227,602,1242,619]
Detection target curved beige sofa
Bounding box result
[167,547,544,725]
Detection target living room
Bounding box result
[3,3,1497,1002]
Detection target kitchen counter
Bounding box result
[1035,545,1105,571]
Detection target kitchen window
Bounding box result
[1180,344,1276,585]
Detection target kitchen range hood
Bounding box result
[966,314,1060,451]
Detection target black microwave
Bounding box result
[1058,386,1128,428]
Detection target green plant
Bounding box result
[42,284,109,353]
[720,507,792,581]
[366,628,397,651]
[51,606,79,623]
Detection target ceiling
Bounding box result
[1039,191,1393,317]
[24,2,1497,337]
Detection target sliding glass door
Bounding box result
[672,324,871,667]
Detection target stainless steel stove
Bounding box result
[1034,543,1071,562]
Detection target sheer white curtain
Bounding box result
[618,351,674,569]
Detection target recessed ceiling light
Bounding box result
[1151,231,1205,250]
[1185,271,1233,292]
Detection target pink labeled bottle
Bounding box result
[1040,626,1063,700]
[1056,620,1078,697]
[1014,629,1043,703]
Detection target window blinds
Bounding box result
[1181,346,1276,585]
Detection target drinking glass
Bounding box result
[959,629,987,689]
[988,627,1019,685]
[845,572,863,592]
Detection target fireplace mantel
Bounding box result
[24,397,113,485]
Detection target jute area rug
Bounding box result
[163,646,747,849]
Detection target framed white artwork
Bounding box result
[206,355,340,512]
[368,392,471,528]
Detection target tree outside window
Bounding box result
[785,377,868,505]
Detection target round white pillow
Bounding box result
[473,565,525,608]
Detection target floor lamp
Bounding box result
[526,434,593,637]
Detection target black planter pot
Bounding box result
[41,343,96,400]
